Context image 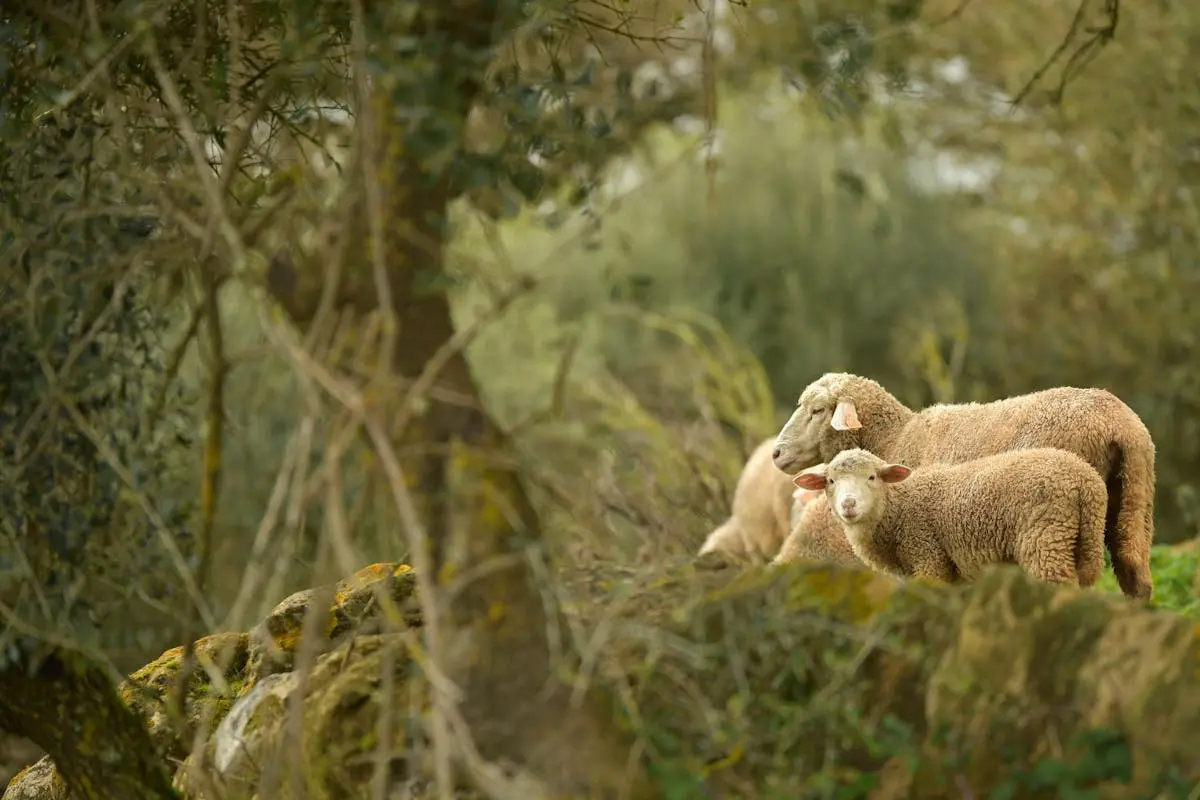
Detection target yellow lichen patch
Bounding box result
[269,619,306,653]
[392,564,412,575]
[339,562,400,594]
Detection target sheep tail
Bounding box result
[1106,433,1156,601]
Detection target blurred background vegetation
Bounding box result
[4,0,1199,789]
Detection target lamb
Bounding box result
[771,488,862,567]
[698,437,798,560]
[771,372,1156,599]
[792,447,1107,588]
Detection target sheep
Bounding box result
[792,447,1107,589]
[771,372,1156,600]
[698,437,798,560]
[772,488,862,567]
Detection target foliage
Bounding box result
[1095,544,1200,618]
[0,110,199,668]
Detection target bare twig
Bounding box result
[1011,0,1119,107]
[169,255,228,749]
[350,0,399,388]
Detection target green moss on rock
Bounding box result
[116,631,249,761]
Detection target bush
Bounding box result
[0,112,199,668]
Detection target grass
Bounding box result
[1094,543,1200,617]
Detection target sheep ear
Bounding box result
[879,465,911,483]
[793,471,827,491]
[830,399,862,431]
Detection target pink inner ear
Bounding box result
[880,465,911,483]
[793,472,827,491]
[831,400,862,431]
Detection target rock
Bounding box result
[117,631,249,760]
[244,562,421,687]
[4,562,419,800]
[2,758,66,800]
[182,634,444,799]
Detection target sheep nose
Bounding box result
[842,498,857,510]
[772,447,782,460]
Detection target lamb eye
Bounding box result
[868,475,876,482]
[810,408,825,416]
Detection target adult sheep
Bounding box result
[792,447,1106,589]
[771,372,1156,599]
[698,437,797,560]
[772,489,862,568]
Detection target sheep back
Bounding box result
[878,447,1107,586]
[699,437,797,559]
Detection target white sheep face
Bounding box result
[793,449,911,526]
[773,378,862,473]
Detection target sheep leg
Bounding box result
[1016,525,1080,587]
[772,526,804,565]
[910,557,957,585]
[698,519,746,557]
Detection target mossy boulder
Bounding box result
[182,634,452,799]
[4,562,419,800]
[244,562,421,686]
[1,759,65,800]
[118,631,250,759]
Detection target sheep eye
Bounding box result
[810,408,825,416]
[868,475,876,482]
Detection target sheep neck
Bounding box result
[838,502,906,580]
[854,391,915,460]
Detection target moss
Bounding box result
[114,631,250,761]
[232,634,427,800]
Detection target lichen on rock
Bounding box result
[187,633,437,800]
[118,631,250,760]
[2,759,66,800]
[243,562,421,687]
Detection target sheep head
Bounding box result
[794,448,911,526]
[772,372,867,473]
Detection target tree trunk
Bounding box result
[266,5,655,797]
[0,649,179,800]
